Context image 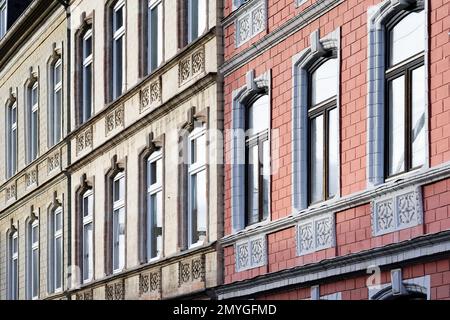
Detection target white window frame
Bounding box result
[50,58,63,146]
[27,220,39,300]
[0,0,7,39]
[82,189,94,283]
[147,0,163,73]
[187,0,207,44]
[112,0,126,100]
[82,29,93,124]
[146,150,163,261]
[187,124,207,249]
[27,82,39,163]
[112,171,125,273]
[50,207,63,293]
[6,101,17,179]
[8,231,18,300]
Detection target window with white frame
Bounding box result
[146,150,163,260]
[81,28,93,124]
[49,58,62,146]
[82,189,94,283]
[147,0,163,74]
[112,0,125,100]
[232,0,247,10]
[187,124,207,247]
[308,57,339,204]
[0,0,6,39]
[245,95,270,226]
[49,206,63,293]
[27,82,39,163]
[7,231,18,300]
[385,10,425,178]
[6,100,17,179]
[112,171,125,272]
[187,0,206,44]
[26,220,39,300]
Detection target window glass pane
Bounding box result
[32,225,38,244]
[198,0,206,37]
[262,140,270,220]
[31,86,38,107]
[113,37,123,99]
[12,259,18,299]
[83,35,92,60]
[190,174,198,244]
[189,0,199,42]
[113,210,119,270]
[32,249,38,297]
[247,145,259,225]
[310,115,324,203]
[83,193,93,217]
[13,236,18,254]
[411,65,426,168]
[55,210,62,232]
[83,222,93,281]
[328,108,338,198]
[389,11,425,66]
[114,6,124,32]
[114,175,124,202]
[388,76,406,175]
[149,191,163,258]
[248,95,269,135]
[311,59,338,106]
[54,88,62,143]
[113,208,125,271]
[196,170,207,241]
[83,63,92,122]
[55,237,62,289]
[55,62,62,85]
[32,111,38,160]
[149,3,162,71]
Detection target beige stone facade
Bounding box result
[0,0,223,300]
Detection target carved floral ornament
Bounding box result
[178,46,205,86]
[140,77,161,111]
[26,168,38,188]
[5,184,17,202]
[235,235,267,272]
[105,104,125,135]
[47,151,61,173]
[105,280,125,300]
[76,126,93,155]
[178,255,206,287]
[235,0,266,47]
[139,269,162,296]
[296,212,335,256]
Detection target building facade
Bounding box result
[0,0,224,300]
[218,0,450,300]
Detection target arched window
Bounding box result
[246,95,270,226]
[145,149,163,260]
[6,99,17,179]
[110,0,126,100]
[308,57,338,204]
[7,229,19,300]
[49,205,63,293]
[26,80,39,163]
[146,0,163,74]
[112,170,125,272]
[385,9,425,177]
[80,27,93,124]
[187,123,207,247]
[81,189,94,282]
[49,58,63,146]
[26,218,39,300]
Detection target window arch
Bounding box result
[367,0,427,185]
[7,228,19,300]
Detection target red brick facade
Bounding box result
[219,0,450,300]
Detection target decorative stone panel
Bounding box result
[105,104,125,135]
[5,183,17,203]
[296,212,335,256]
[371,186,423,236]
[47,151,61,174]
[140,77,161,112]
[139,268,162,298]
[76,289,93,300]
[235,0,266,47]
[178,254,206,287]
[25,168,38,188]
[178,47,205,86]
[235,234,267,272]
[105,279,125,300]
[76,126,93,155]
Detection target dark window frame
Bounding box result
[384,9,425,179]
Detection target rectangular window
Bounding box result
[187,0,206,44]
[0,1,6,39]
[187,126,207,247]
[6,101,17,179]
[8,232,18,300]
[112,1,125,100]
[50,207,63,293]
[147,150,163,260]
[82,190,94,282]
[27,221,39,300]
[147,0,163,73]
[82,30,93,124]
[112,172,125,272]
[50,59,63,146]
[27,82,39,163]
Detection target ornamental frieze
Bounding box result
[178,47,205,86]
